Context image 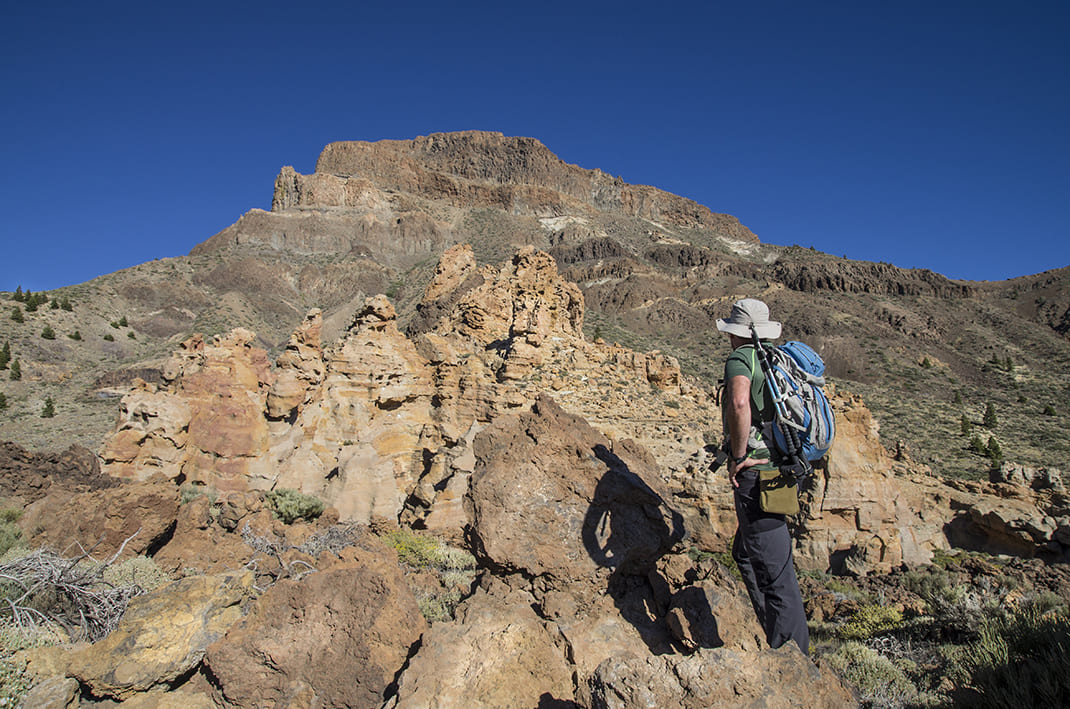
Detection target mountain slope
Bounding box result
[0,131,1067,479]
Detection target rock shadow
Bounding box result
[582,444,689,654]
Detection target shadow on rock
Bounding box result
[583,443,691,653]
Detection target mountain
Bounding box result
[1,131,1068,480]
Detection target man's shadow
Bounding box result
[582,444,720,654]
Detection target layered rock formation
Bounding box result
[194,131,758,270]
[91,244,1070,576]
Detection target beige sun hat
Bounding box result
[716,298,782,339]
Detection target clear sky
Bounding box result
[2,0,1068,292]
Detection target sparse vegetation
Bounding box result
[953,605,1070,708]
[9,307,22,324]
[382,528,478,622]
[983,402,998,428]
[8,360,20,381]
[985,437,1002,463]
[0,535,163,642]
[40,397,55,418]
[0,508,25,558]
[265,488,325,524]
[40,325,55,340]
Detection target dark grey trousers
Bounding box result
[732,469,810,654]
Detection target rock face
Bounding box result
[66,572,254,700]
[96,244,1070,575]
[20,478,179,560]
[0,441,117,506]
[195,132,758,268]
[389,396,855,707]
[468,395,684,583]
[205,536,426,708]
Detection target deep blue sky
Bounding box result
[3,1,1068,292]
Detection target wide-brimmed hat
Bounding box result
[716,298,782,339]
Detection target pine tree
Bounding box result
[983,402,998,428]
[953,390,963,406]
[41,396,55,418]
[60,296,73,312]
[13,286,23,302]
[119,315,128,327]
[10,306,23,324]
[9,359,21,381]
[69,330,82,341]
[986,437,1002,462]
[41,325,56,340]
[960,414,972,436]
[0,392,6,410]
[0,341,9,370]
[24,292,38,312]
[50,297,60,310]
[969,435,986,455]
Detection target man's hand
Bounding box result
[728,454,770,488]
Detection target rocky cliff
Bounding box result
[95,246,1070,572]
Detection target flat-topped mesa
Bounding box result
[273,131,758,239]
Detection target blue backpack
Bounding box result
[762,341,836,462]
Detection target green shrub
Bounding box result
[417,587,465,623]
[9,307,22,324]
[383,529,476,571]
[0,393,6,410]
[960,414,972,435]
[103,333,114,341]
[983,403,998,428]
[985,437,1002,462]
[101,555,170,592]
[265,488,324,524]
[0,508,24,558]
[0,342,9,369]
[953,606,1070,708]
[837,604,905,640]
[8,360,19,381]
[1043,404,1056,416]
[825,641,925,709]
[41,397,55,418]
[179,483,217,506]
[0,621,61,707]
[69,330,82,340]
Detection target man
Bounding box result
[716,298,809,654]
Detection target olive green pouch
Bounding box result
[758,469,799,515]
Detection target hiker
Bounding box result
[717,298,809,654]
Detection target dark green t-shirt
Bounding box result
[724,343,777,469]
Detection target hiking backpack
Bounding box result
[759,340,836,463]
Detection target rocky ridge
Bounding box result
[95,245,1070,570]
[1,132,1067,484]
[5,244,1069,707]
